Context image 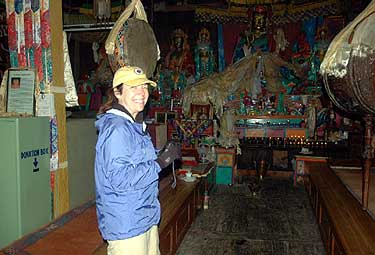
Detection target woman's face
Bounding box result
[115,84,149,118]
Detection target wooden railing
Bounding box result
[304,162,375,255]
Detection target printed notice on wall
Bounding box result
[36,93,55,117]
[6,69,36,115]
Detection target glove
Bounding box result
[156,140,182,169]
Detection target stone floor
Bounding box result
[176,177,326,255]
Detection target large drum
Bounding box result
[105,0,159,78]
[107,18,159,78]
[323,53,375,115]
[320,0,375,209]
[321,1,375,115]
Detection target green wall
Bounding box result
[67,118,97,209]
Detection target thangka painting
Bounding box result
[6,0,52,93]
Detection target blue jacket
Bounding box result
[95,108,162,241]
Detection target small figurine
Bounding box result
[273,28,288,55]
[194,28,215,81]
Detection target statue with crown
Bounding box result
[161,28,195,107]
[194,28,216,81]
[232,5,273,63]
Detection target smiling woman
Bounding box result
[94,65,183,255]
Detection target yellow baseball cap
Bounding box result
[112,66,157,88]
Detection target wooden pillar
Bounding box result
[50,0,70,218]
[362,115,373,210]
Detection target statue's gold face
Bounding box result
[199,29,210,43]
[254,14,266,31]
[173,36,183,49]
[200,50,209,60]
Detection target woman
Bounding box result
[95,66,180,255]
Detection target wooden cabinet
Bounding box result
[159,224,174,255]
[158,176,199,255]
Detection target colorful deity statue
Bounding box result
[314,24,330,64]
[233,5,271,63]
[164,28,195,106]
[194,28,215,81]
[165,28,194,78]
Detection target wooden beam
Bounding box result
[50,0,70,218]
[362,115,373,210]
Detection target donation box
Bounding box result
[0,117,51,249]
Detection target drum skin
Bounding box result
[108,18,159,78]
[323,52,375,115]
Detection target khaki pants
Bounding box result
[107,225,160,255]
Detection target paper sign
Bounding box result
[7,69,36,115]
[36,93,55,117]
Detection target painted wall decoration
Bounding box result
[196,0,339,25]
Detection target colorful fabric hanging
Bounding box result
[41,9,50,48]
[50,115,59,171]
[31,0,39,12]
[9,50,18,67]
[24,0,31,11]
[42,47,52,85]
[33,8,41,46]
[33,8,43,85]
[41,9,51,90]
[217,23,225,72]
[24,11,33,48]
[24,8,33,66]
[34,44,43,85]
[7,12,17,50]
[6,0,51,90]
[14,0,23,14]
[41,0,49,12]
[6,0,14,14]
[17,12,26,67]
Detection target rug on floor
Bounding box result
[177,176,326,255]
